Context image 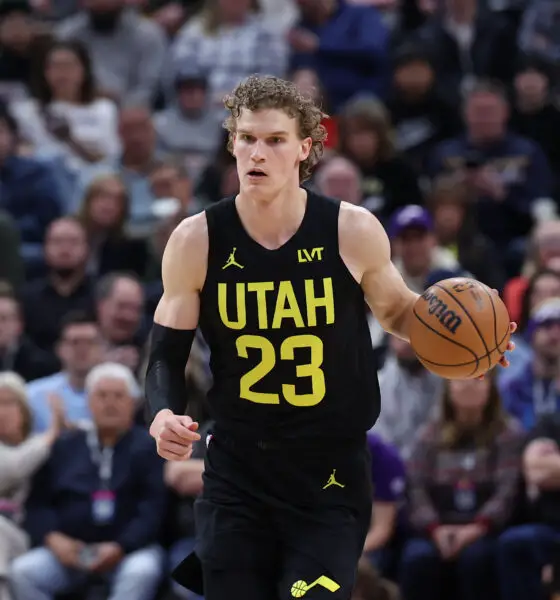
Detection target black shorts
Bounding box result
[175,432,372,600]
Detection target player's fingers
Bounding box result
[510,322,517,333]
[164,419,201,442]
[159,438,192,455]
[506,341,516,352]
[159,427,198,445]
[157,442,192,460]
[499,355,510,368]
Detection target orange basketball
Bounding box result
[409,277,511,379]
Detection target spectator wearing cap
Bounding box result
[499,298,560,431]
[389,205,466,294]
[10,41,120,184]
[415,0,518,102]
[338,97,423,223]
[427,175,505,291]
[170,0,287,111]
[510,57,560,206]
[499,411,560,600]
[288,0,390,111]
[428,80,554,272]
[154,67,223,183]
[0,104,65,270]
[386,43,462,174]
[10,362,167,600]
[56,0,167,107]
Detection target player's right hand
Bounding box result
[150,409,201,461]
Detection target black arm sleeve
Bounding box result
[145,324,195,421]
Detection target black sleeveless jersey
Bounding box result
[198,191,381,441]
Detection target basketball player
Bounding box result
[145,75,514,600]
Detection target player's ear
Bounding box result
[299,137,312,161]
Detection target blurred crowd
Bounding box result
[1,0,560,598]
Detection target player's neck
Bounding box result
[236,186,307,250]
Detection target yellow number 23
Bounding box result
[236,334,326,407]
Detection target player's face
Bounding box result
[232,108,312,201]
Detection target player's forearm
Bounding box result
[145,324,195,420]
[382,293,418,342]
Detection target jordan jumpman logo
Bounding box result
[322,469,345,490]
[222,247,244,270]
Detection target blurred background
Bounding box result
[1,0,560,598]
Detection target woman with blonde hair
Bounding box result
[338,96,423,223]
[0,372,64,600]
[399,375,523,600]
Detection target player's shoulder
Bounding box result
[165,212,208,262]
[338,201,389,251]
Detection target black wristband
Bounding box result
[145,324,195,420]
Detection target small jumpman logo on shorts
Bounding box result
[322,469,345,490]
[222,247,244,270]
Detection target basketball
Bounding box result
[291,581,308,598]
[409,278,511,379]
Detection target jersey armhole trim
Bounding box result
[199,209,212,296]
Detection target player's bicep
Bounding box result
[154,215,207,330]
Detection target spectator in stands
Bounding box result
[149,162,197,215]
[389,205,465,294]
[170,0,287,109]
[352,557,401,600]
[428,81,553,265]
[338,97,423,222]
[26,311,103,433]
[363,433,406,573]
[510,57,560,206]
[500,269,560,387]
[518,0,560,73]
[0,287,58,382]
[56,0,167,106]
[0,374,64,600]
[499,298,560,431]
[400,375,523,600]
[10,41,119,179]
[22,217,94,353]
[427,174,506,291]
[314,156,363,205]
[416,0,518,100]
[503,220,560,325]
[386,43,462,173]
[77,174,149,277]
[289,0,390,111]
[499,412,560,600]
[95,273,146,372]
[0,211,23,292]
[154,66,223,182]
[0,103,65,267]
[10,362,166,600]
[290,67,338,150]
[195,130,239,204]
[373,335,442,460]
[0,0,48,104]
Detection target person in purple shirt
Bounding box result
[363,433,406,577]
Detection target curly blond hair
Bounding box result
[223,75,327,182]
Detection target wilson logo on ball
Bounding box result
[421,291,463,334]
